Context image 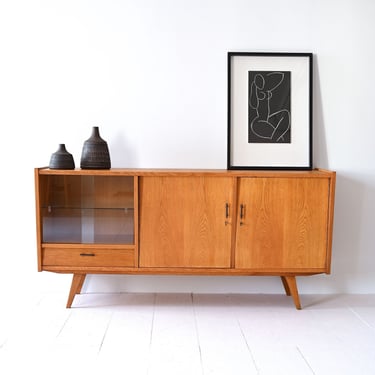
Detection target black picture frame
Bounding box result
[227,52,313,170]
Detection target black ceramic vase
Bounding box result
[80,126,111,169]
[49,144,75,170]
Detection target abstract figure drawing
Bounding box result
[248,71,291,143]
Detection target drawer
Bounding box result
[42,245,135,267]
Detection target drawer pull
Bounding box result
[80,253,95,257]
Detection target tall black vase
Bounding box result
[80,126,111,169]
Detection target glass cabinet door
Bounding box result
[40,175,135,244]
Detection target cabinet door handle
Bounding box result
[240,204,245,219]
[225,203,230,225]
[80,253,95,257]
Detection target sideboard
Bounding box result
[35,168,336,309]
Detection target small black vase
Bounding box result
[80,126,111,169]
[49,144,75,170]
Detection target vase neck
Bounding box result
[91,127,100,137]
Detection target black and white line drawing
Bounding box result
[248,71,291,143]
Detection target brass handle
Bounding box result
[80,253,95,257]
[225,203,230,225]
[240,204,245,219]
[240,204,245,226]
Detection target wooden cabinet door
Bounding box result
[139,176,235,268]
[235,177,330,271]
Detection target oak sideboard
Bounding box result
[35,168,336,309]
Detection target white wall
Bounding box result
[1,0,374,297]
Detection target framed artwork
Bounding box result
[227,52,313,170]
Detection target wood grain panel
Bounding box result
[235,177,330,270]
[139,176,235,268]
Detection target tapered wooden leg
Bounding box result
[281,276,302,310]
[280,276,291,296]
[66,274,86,308]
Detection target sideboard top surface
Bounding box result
[36,167,334,178]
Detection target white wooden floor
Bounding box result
[1,293,375,375]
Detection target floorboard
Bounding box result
[1,293,375,375]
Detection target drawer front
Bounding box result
[42,246,135,267]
